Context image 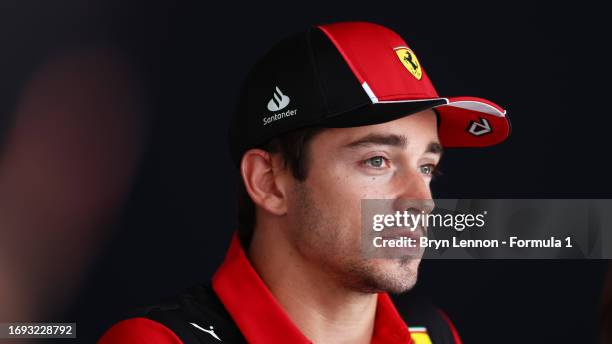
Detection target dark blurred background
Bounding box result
[1,1,610,343]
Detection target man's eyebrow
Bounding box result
[426,142,444,156]
[343,134,444,156]
[344,134,408,149]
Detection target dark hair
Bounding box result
[236,126,325,248]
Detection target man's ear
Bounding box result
[240,149,288,216]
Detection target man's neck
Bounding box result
[247,227,378,344]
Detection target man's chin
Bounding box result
[383,258,421,293]
[350,257,421,294]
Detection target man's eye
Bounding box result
[364,156,388,169]
[420,164,437,176]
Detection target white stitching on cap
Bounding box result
[440,100,506,117]
[361,82,379,103]
[377,97,449,104]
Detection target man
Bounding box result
[99,21,509,343]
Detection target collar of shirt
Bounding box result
[212,232,413,344]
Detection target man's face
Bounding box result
[285,109,441,293]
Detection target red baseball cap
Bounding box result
[229,21,510,164]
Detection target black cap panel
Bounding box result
[308,27,371,116]
[229,32,326,164]
[228,27,371,165]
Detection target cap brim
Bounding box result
[322,96,510,147]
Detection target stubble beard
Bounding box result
[289,183,420,295]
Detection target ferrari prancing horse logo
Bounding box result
[395,47,422,80]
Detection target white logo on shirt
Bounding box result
[190,322,221,341]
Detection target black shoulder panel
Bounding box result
[142,285,247,344]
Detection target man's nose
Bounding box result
[392,169,435,214]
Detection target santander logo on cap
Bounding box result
[262,86,298,126]
[267,86,290,112]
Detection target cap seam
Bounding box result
[306,27,331,118]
